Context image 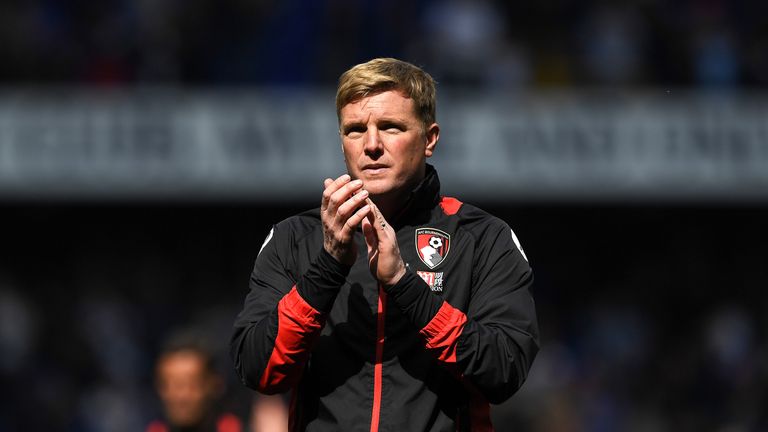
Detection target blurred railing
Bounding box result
[1,89,767,201]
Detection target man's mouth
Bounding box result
[362,164,388,175]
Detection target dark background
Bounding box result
[3,202,766,430]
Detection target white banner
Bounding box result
[1,89,767,201]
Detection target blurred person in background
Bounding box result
[148,334,244,432]
[250,393,290,432]
[231,57,539,431]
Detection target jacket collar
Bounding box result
[392,163,441,226]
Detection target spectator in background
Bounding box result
[579,5,647,85]
[250,394,289,432]
[420,0,507,86]
[147,334,243,432]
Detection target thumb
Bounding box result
[368,200,393,241]
[362,216,377,254]
[367,200,384,230]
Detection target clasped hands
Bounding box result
[321,174,406,286]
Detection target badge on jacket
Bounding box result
[415,228,450,269]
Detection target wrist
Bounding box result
[297,248,352,313]
[324,243,355,266]
[318,247,353,275]
[382,264,407,287]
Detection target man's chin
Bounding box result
[364,190,391,200]
[358,178,392,195]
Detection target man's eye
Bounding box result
[345,126,365,136]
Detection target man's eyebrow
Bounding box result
[378,117,407,125]
[341,115,409,130]
[341,120,365,132]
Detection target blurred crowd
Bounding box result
[1,205,766,431]
[0,206,256,431]
[1,0,766,87]
[495,205,768,431]
[497,304,767,431]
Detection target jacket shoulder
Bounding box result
[272,207,321,237]
[450,199,531,264]
[257,208,321,263]
[439,197,511,234]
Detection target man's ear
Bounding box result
[424,123,439,157]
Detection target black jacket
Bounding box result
[231,166,539,431]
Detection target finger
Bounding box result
[328,178,363,215]
[365,198,377,220]
[362,216,377,255]
[321,174,351,211]
[364,200,378,231]
[321,178,334,211]
[336,188,369,221]
[368,200,388,231]
[367,200,397,243]
[341,204,371,240]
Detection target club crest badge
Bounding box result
[415,228,451,269]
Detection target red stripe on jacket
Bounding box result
[439,196,463,216]
[421,302,493,430]
[369,286,388,432]
[259,286,324,391]
[469,389,493,432]
[419,301,467,363]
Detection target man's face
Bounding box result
[156,351,219,427]
[340,90,438,198]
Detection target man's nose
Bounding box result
[363,127,383,155]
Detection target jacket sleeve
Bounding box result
[384,222,539,404]
[230,223,350,394]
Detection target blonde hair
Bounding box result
[336,58,437,130]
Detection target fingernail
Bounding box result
[359,190,369,198]
[341,174,351,181]
[352,179,363,186]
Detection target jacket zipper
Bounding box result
[370,285,387,432]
